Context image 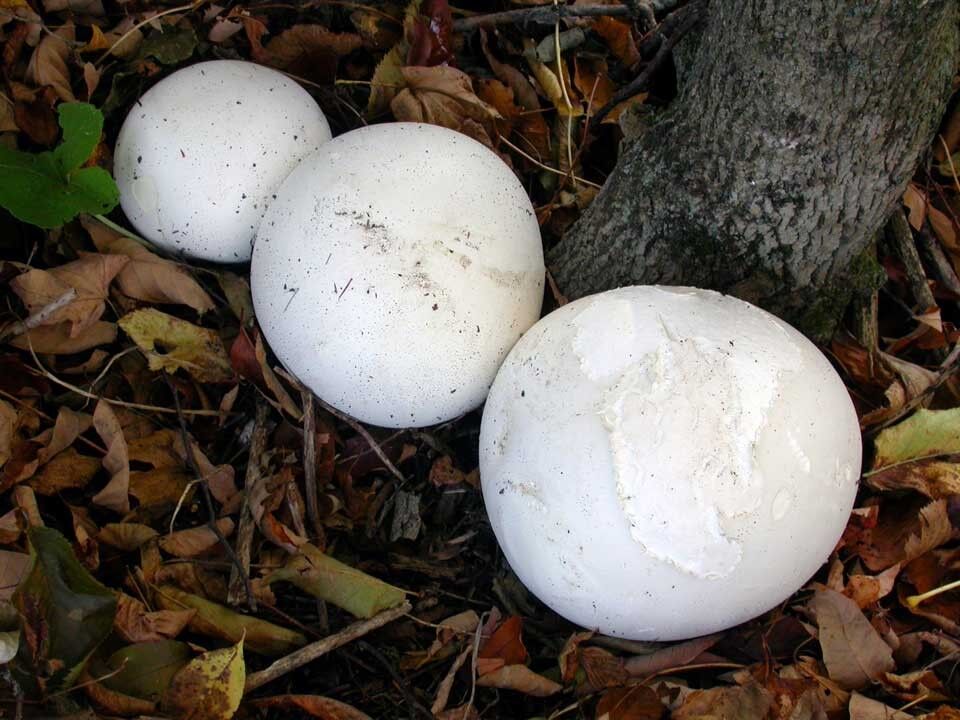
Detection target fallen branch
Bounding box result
[227,399,270,609]
[0,287,77,342]
[452,0,682,31]
[244,600,412,693]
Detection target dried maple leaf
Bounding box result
[82,217,214,314]
[264,24,362,82]
[808,589,895,690]
[12,254,129,337]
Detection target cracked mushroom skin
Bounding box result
[479,286,861,641]
[251,122,545,428]
[113,60,331,262]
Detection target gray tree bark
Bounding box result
[549,0,959,338]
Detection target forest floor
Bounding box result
[0,0,959,719]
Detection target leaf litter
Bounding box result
[0,0,959,718]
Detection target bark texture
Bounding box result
[549,0,959,337]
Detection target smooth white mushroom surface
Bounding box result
[114,60,331,262]
[480,286,861,640]
[251,123,545,428]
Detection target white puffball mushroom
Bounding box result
[113,60,331,263]
[480,286,861,641]
[251,122,545,428]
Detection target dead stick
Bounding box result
[244,600,412,693]
[300,389,325,546]
[0,287,78,342]
[453,3,634,31]
[227,400,270,608]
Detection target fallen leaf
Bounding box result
[42,0,103,15]
[266,542,407,619]
[672,682,771,720]
[97,522,158,551]
[595,686,665,720]
[34,406,92,464]
[391,65,500,133]
[368,42,405,115]
[405,0,453,67]
[154,585,305,657]
[0,399,18,468]
[129,467,193,508]
[848,691,912,720]
[591,16,639,68]
[114,592,195,643]
[91,400,130,514]
[903,184,927,230]
[844,564,900,608]
[11,254,129,337]
[579,646,629,689]
[101,639,192,702]
[252,694,373,720]
[11,526,117,694]
[118,308,233,383]
[623,633,722,677]
[29,447,100,495]
[214,271,254,325]
[0,550,30,601]
[479,615,527,666]
[479,29,540,111]
[429,455,479,487]
[263,24,362,82]
[159,518,235,558]
[873,408,960,469]
[161,637,244,720]
[84,672,158,715]
[880,669,948,702]
[808,589,895,689]
[82,217,214,314]
[866,458,960,498]
[9,321,117,354]
[26,25,75,102]
[475,663,562,696]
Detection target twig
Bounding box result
[500,136,602,189]
[887,209,937,311]
[166,377,256,610]
[0,288,77,342]
[227,399,270,609]
[591,0,706,126]
[312,395,405,484]
[244,600,412,693]
[453,3,635,31]
[300,389,326,547]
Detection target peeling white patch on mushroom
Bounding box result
[114,60,331,262]
[480,286,862,641]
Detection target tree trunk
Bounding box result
[549,0,959,338]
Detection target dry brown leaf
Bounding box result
[391,65,500,132]
[844,564,900,609]
[479,615,527,667]
[672,682,771,720]
[429,455,479,488]
[591,16,639,68]
[254,331,301,419]
[97,522,158,550]
[475,664,562,696]
[929,204,958,254]
[91,400,130,514]
[29,447,100,495]
[623,633,722,677]
[880,669,948,702]
[868,457,960,497]
[848,692,912,720]
[129,467,193,508]
[26,24,75,102]
[61,349,110,374]
[159,518,235,558]
[83,671,157,716]
[251,694,373,720]
[0,549,30,601]
[0,400,18,468]
[595,686,665,720]
[264,24,362,81]
[83,217,214,314]
[479,29,540,111]
[853,499,954,571]
[33,406,92,465]
[808,589,895,689]
[114,592,195,643]
[12,254,129,337]
[903,184,927,230]
[475,77,520,140]
[436,705,479,720]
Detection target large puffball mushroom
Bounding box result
[113,60,331,263]
[480,286,861,641]
[251,123,545,428]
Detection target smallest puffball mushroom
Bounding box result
[480,286,862,641]
[113,60,332,263]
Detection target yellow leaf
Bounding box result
[368,42,406,115]
[162,638,245,720]
[118,308,233,383]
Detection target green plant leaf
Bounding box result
[11,526,118,696]
[140,26,198,65]
[102,640,193,701]
[0,102,119,229]
[872,407,960,469]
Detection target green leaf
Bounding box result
[53,102,104,174]
[140,26,198,65]
[103,640,193,701]
[11,526,117,696]
[0,102,119,228]
[872,408,960,469]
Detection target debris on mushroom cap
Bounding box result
[113,60,332,263]
[480,286,862,641]
[250,122,545,428]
